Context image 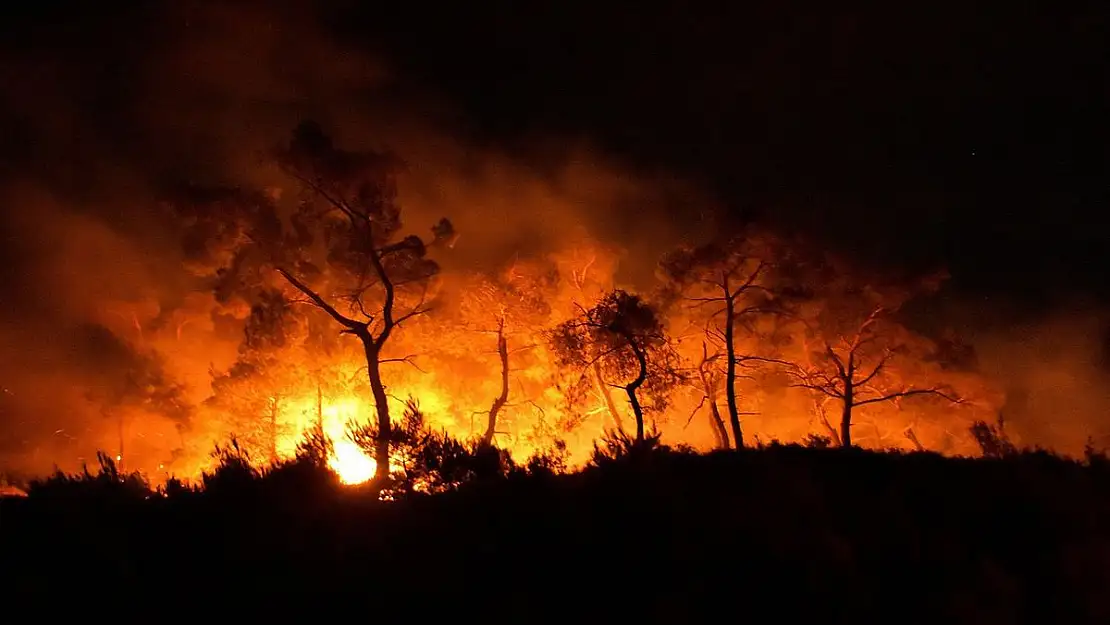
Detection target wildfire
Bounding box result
[329,439,376,485]
[76,234,998,486]
[277,393,418,486]
[314,396,377,485]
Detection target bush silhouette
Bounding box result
[11,423,1110,622]
[27,451,151,502]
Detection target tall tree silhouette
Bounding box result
[272,121,454,485]
[453,261,555,446]
[660,235,780,448]
[779,266,960,448]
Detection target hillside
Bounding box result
[4,443,1109,623]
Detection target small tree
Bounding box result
[548,290,684,442]
[683,342,731,450]
[452,261,555,446]
[271,121,454,485]
[660,235,780,448]
[206,288,305,464]
[784,305,960,448]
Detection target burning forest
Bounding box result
[0,1,1106,493]
[6,3,1110,621]
[1,118,1014,489]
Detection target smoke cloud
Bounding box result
[0,1,1105,477]
[0,2,717,475]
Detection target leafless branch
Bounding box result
[277,268,364,332]
[856,351,891,387]
[684,396,709,429]
[789,382,845,399]
[380,355,428,374]
[279,168,361,225]
[734,355,794,368]
[854,387,959,408]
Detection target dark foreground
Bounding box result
[3,443,1110,623]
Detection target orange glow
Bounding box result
[271,394,381,485]
[5,226,1012,485]
[317,396,376,485]
[329,439,375,485]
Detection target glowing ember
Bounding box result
[328,439,376,485]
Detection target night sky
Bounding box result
[343,1,1109,304]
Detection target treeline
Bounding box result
[4,417,1110,622]
[159,121,1002,478]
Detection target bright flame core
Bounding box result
[329,439,376,485]
[318,396,375,485]
[279,393,417,486]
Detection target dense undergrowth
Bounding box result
[3,421,1110,623]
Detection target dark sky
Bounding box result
[338,1,1110,306]
[3,0,1108,308]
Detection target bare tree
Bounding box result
[683,342,730,450]
[549,290,684,442]
[271,121,454,485]
[479,317,510,446]
[451,261,553,446]
[660,236,780,448]
[784,306,959,448]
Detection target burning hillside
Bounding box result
[1,2,1106,488]
[6,121,1001,487]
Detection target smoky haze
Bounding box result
[0,1,1106,477]
[0,1,717,475]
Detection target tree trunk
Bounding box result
[724,296,743,448]
[697,342,729,450]
[626,341,649,442]
[269,398,279,465]
[626,386,645,442]
[483,324,510,446]
[593,361,624,433]
[840,391,854,448]
[363,340,392,482]
[708,400,729,450]
[814,399,841,446]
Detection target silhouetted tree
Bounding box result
[271,121,455,485]
[660,235,780,448]
[486,317,510,445]
[684,342,730,450]
[784,305,959,448]
[549,290,684,442]
[451,262,554,446]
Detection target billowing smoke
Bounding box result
[0,1,1105,478]
[0,2,716,476]
[971,306,1110,456]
